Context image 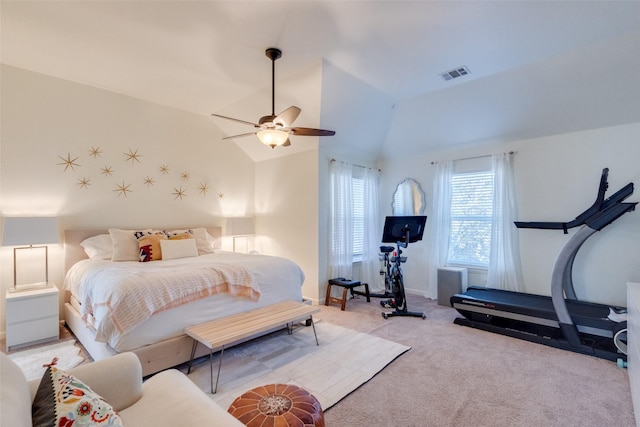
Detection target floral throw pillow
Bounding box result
[32,366,124,427]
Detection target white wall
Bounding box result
[0,65,256,332]
[254,150,320,301]
[381,123,640,307]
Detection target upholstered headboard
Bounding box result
[64,227,223,273]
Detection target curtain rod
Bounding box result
[430,151,515,165]
[330,158,381,172]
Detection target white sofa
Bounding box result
[0,351,244,426]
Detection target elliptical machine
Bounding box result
[380,216,428,319]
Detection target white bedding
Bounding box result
[64,252,305,352]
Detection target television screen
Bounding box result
[381,216,427,243]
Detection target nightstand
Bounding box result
[5,283,59,351]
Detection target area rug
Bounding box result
[182,321,411,411]
[8,340,84,381]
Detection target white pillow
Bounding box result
[80,234,112,260]
[205,231,217,251]
[109,228,153,262]
[160,238,198,260]
[165,228,214,254]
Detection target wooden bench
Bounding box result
[185,300,320,393]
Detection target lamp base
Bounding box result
[8,281,54,293]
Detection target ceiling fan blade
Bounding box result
[222,132,257,140]
[274,106,301,128]
[290,127,336,137]
[283,138,291,147]
[211,114,259,128]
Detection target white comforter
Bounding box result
[64,252,305,351]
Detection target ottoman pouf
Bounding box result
[228,384,324,427]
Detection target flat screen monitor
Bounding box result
[381,216,427,244]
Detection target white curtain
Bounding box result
[487,153,524,291]
[361,168,384,292]
[427,160,453,299]
[329,160,354,279]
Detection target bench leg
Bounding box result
[310,315,319,346]
[340,287,349,311]
[212,346,224,394]
[325,283,332,306]
[187,339,198,374]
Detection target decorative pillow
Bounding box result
[166,231,193,240]
[160,238,198,260]
[138,232,167,262]
[80,234,113,260]
[109,228,153,261]
[205,231,217,252]
[32,366,124,427]
[165,228,215,254]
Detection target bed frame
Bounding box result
[63,227,222,376]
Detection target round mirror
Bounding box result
[392,178,425,216]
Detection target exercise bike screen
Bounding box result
[382,215,427,243]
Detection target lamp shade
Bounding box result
[225,217,255,236]
[2,217,59,246]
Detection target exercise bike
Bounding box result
[378,245,399,308]
[380,216,427,319]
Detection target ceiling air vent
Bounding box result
[440,66,471,81]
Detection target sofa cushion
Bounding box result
[0,353,32,427]
[118,369,244,426]
[32,366,124,427]
[67,352,143,412]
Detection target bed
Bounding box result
[62,227,305,376]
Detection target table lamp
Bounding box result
[225,217,255,253]
[2,216,59,291]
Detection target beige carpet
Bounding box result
[180,321,410,411]
[317,294,635,427]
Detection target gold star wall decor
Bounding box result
[101,166,114,176]
[172,186,186,200]
[57,153,81,172]
[89,146,102,158]
[114,181,132,197]
[124,148,142,164]
[198,183,210,195]
[56,146,221,201]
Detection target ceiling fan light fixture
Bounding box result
[257,129,289,148]
[211,48,334,147]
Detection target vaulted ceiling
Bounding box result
[2,1,639,162]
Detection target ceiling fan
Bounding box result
[212,48,335,149]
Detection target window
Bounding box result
[352,176,364,261]
[447,170,494,267]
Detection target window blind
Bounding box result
[448,170,494,267]
[352,177,364,260]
